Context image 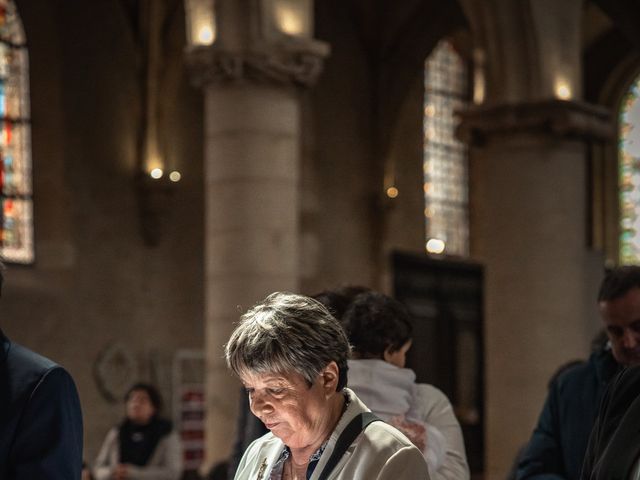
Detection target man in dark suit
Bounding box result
[0,266,83,479]
[581,365,640,480]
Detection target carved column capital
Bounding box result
[456,99,615,146]
[185,39,330,89]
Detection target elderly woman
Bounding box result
[225,292,429,480]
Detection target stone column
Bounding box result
[458,0,614,476]
[185,3,329,467]
[459,102,612,477]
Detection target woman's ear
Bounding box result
[320,361,340,394]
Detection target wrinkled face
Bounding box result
[126,389,156,425]
[600,287,640,366]
[241,369,334,449]
[384,339,412,368]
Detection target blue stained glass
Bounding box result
[0,82,5,117]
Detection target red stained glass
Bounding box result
[0,0,31,264]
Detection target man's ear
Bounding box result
[320,361,340,395]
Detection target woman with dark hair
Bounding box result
[342,291,469,480]
[93,383,182,480]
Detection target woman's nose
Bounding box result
[250,392,273,417]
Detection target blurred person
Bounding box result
[342,291,469,480]
[226,291,430,480]
[0,264,83,479]
[312,285,371,321]
[505,359,586,480]
[93,383,182,480]
[515,266,640,480]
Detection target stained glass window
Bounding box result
[423,41,469,257]
[0,0,32,264]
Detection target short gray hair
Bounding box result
[225,292,350,391]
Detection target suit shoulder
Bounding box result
[553,360,593,390]
[7,341,59,375]
[5,342,73,400]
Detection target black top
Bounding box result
[581,365,640,480]
[119,416,172,466]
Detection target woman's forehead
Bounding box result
[240,370,304,387]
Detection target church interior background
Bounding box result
[1,0,639,478]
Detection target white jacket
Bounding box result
[348,359,469,480]
[93,427,183,480]
[233,388,429,480]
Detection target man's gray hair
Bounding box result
[225,292,351,391]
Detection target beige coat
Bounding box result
[234,388,430,480]
[93,427,182,480]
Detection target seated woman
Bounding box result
[225,291,429,480]
[93,383,182,480]
[342,291,470,480]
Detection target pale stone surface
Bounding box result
[205,180,297,234]
[205,86,299,136]
[202,83,300,465]
[471,135,600,477]
[204,134,298,183]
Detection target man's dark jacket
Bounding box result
[0,330,83,479]
[516,348,619,480]
[581,365,640,480]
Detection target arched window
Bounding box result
[619,80,640,264]
[0,0,32,264]
[423,40,469,257]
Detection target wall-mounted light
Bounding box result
[261,0,313,41]
[136,167,181,247]
[426,238,446,254]
[386,186,399,199]
[184,0,216,47]
[472,48,486,105]
[554,77,572,101]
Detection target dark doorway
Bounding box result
[393,251,484,474]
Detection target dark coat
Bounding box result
[0,330,83,479]
[581,365,640,480]
[516,349,619,480]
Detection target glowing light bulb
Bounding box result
[150,168,163,179]
[169,171,182,182]
[554,78,572,100]
[197,25,214,45]
[386,186,399,199]
[426,238,445,254]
